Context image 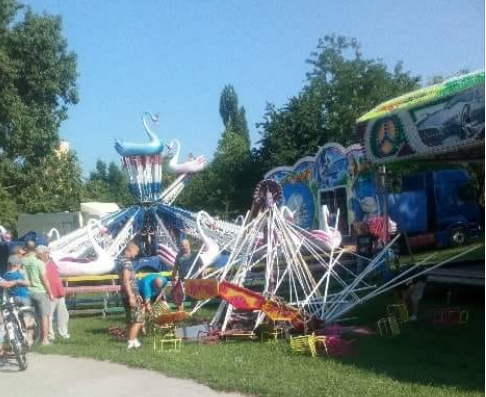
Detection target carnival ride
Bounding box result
[43,109,477,335]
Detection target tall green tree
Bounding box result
[0,1,78,163]
[16,150,83,213]
[0,183,17,231]
[83,160,132,206]
[219,85,251,148]
[0,0,80,224]
[257,34,420,170]
[180,86,252,218]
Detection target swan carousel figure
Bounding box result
[54,219,116,276]
[310,205,342,251]
[168,139,206,175]
[115,112,164,157]
[196,211,221,268]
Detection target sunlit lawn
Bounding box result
[36,289,485,397]
[399,236,484,266]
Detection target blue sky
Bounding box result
[24,0,485,176]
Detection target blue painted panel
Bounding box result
[388,192,428,233]
[282,183,315,230]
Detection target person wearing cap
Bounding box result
[46,256,70,340]
[2,255,31,306]
[23,244,54,345]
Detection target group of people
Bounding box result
[118,238,195,350]
[0,235,197,354]
[0,241,70,356]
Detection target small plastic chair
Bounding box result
[290,334,317,358]
[377,316,400,337]
[387,304,409,323]
[427,307,470,325]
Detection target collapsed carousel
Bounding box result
[47,112,478,342]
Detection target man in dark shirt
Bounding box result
[118,241,143,350]
[172,239,196,311]
[172,239,195,282]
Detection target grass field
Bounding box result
[36,288,485,397]
[399,237,484,266]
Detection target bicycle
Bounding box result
[1,297,40,370]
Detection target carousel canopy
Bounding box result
[357,70,485,164]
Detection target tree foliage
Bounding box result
[219,85,251,149]
[0,0,78,163]
[83,160,132,206]
[0,183,17,230]
[0,0,80,231]
[16,150,83,213]
[179,86,252,218]
[256,34,421,170]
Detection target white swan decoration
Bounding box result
[55,219,116,276]
[281,206,295,223]
[168,139,206,175]
[196,211,220,267]
[46,228,60,242]
[310,205,342,251]
[235,215,246,226]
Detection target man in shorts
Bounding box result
[395,267,427,322]
[23,244,54,345]
[402,275,427,321]
[118,241,143,350]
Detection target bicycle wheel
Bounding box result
[7,320,28,371]
[19,308,41,348]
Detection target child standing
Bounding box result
[2,255,31,306]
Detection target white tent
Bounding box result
[80,202,120,225]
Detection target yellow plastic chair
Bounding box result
[290,333,321,358]
[387,304,409,323]
[377,316,400,337]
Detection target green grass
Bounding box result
[35,292,484,397]
[399,237,484,266]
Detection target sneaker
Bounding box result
[48,334,55,341]
[133,339,141,348]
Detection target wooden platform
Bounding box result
[427,263,485,287]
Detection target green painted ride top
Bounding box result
[358,70,485,123]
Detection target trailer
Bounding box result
[265,143,481,249]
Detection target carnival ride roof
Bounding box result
[357,70,485,164]
[358,70,485,123]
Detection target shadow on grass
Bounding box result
[336,288,485,392]
[88,327,113,336]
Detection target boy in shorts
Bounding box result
[118,241,143,350]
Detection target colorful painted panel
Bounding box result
[313,145,348,189]
[261,299,301,322]
[282,183,315,230]
[358,70,485,164]
[219,281,266,311]
[184,279,219,300]
[265,144,377,231]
